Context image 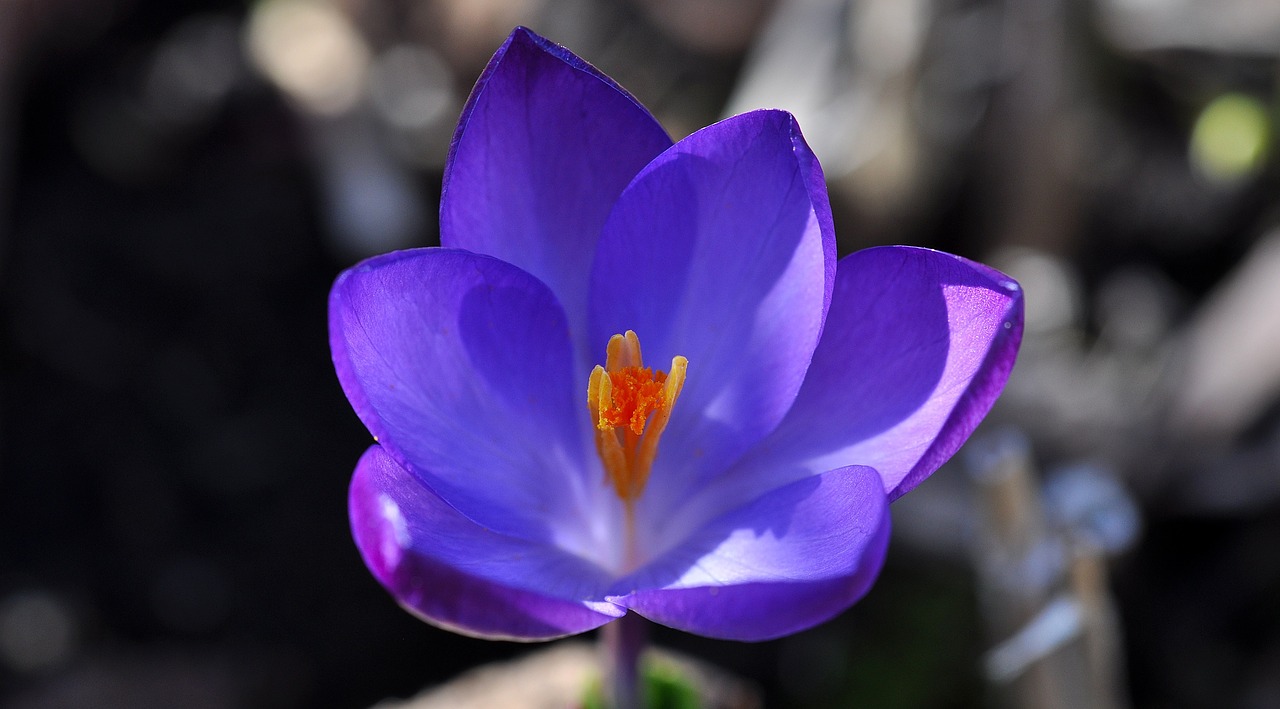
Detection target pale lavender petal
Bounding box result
[330,247,599,541]
[613,465,889,641]
[441,27,672,345]
[724,246,1023,505]
[589,110,837,512]
[350,446,623,641]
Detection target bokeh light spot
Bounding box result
[0,591,78,673]
[246,0,371,115]
[1190,93,1271,183]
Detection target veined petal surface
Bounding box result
[613,465,889,641]
[717,246,1023,508]
[330,248,601,542]
[441,27,672,347]
[589,109,837,516]
[350,446,623,641]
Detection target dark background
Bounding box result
[2,0,1279,707]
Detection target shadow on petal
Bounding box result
[330,248,598,544]
[611,465,891,641]
[707,246,1023,509]
[442,27,672,350]
[774,249,954,452]
[350,446,623,641]
[591,111,835,515]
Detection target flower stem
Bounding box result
[602,612,648,709]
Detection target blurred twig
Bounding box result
[1096,0,1280,54]
[968,430,1131,709]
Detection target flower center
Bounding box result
[587,330,687,503]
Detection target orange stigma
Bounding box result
[587,330,687,502]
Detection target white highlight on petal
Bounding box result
[377,493,408,569]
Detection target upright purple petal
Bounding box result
[330,247,601,541]
[350,446,623,641]
[722,246,1023,505]
[441,27,672,346]
[589,110,837,513]
[613,465,890,641]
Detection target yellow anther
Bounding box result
[586,330,687,502]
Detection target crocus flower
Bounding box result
[331,27,1023,642]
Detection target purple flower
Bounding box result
[330,28,1023,642]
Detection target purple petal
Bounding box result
[441,27,672,346]
[330,247,599,541]
[614,465,889,641]
[726,246,1024,503]
[350,446,623,641]
[589,110,837,508]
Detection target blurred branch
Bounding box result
[1096,0,1280,54]
[725,0,933,242]
[1171,228,1280,441]
[967,430,1132,709]
[984,0,1084,256]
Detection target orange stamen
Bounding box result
[586,330,687,503]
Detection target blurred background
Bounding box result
[2,0,1279,707]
